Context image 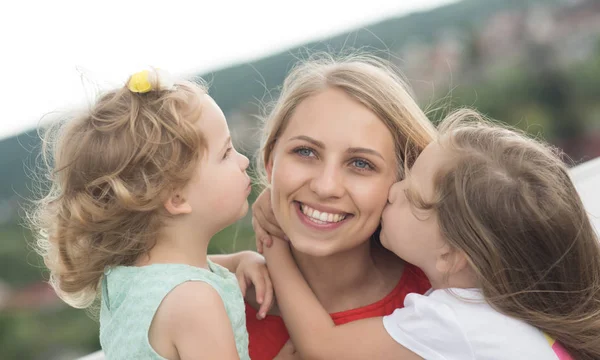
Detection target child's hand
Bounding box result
[252,188,286,253]
[262,236,293,265]
[234,251,274,319]
[273,340,299,360]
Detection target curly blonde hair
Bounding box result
[30,71,208,308]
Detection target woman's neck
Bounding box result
[291,240,403,313]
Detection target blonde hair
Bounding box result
[29,71,208,308]
[408,109,600,360]
[258,53,437,182]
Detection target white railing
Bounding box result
[77,351,104,360]
[571,156,600,234]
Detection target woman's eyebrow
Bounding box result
[288,135,324,149]
[347,147,384,160]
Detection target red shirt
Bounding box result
[245,264,431,360]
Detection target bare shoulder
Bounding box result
[152,281,241,359]
[149,282,226,357]
[161,281,224,324]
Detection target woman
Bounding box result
[246,54,437,359]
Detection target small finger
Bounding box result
[265,235,273,248]
[252,274,265,307]
[258,270,274,319]
[254,207,284,239]
[264,220,286,240]
[252,216,272,253]
[252,218,264,253]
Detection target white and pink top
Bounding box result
[383,288,572,360]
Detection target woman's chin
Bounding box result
[289,238,339,258]
[288,235,368,258]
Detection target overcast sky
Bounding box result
[0,0,457,140]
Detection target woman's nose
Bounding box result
[309,164,345,199]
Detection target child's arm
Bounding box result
[153,281,240,360]
[273,340,300,360]
[263,238,423,360]
[208,251,250,272]
[209,251,273,318]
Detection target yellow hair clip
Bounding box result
[127,70,153,93]
[127,69,175,93]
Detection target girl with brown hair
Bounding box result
[262,109,599,359]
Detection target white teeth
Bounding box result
[300,203,347,224]
[314,210,321,219]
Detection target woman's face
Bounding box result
[267,87,397,257]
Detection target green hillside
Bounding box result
[0,0,563,204]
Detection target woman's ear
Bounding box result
[163,191,193,215]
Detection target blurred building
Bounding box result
[0,281,60,312]
[397,0,600,97]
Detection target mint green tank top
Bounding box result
[99,260,250,359]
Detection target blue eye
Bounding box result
[352,159,373,170]
[295,147,314,157]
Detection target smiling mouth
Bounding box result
[297,202,350,225]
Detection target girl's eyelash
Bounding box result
[223,147,232,159]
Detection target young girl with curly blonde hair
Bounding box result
[31,69,272,360]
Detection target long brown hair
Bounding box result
[29,72,208,308]
[415,109,600,359]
